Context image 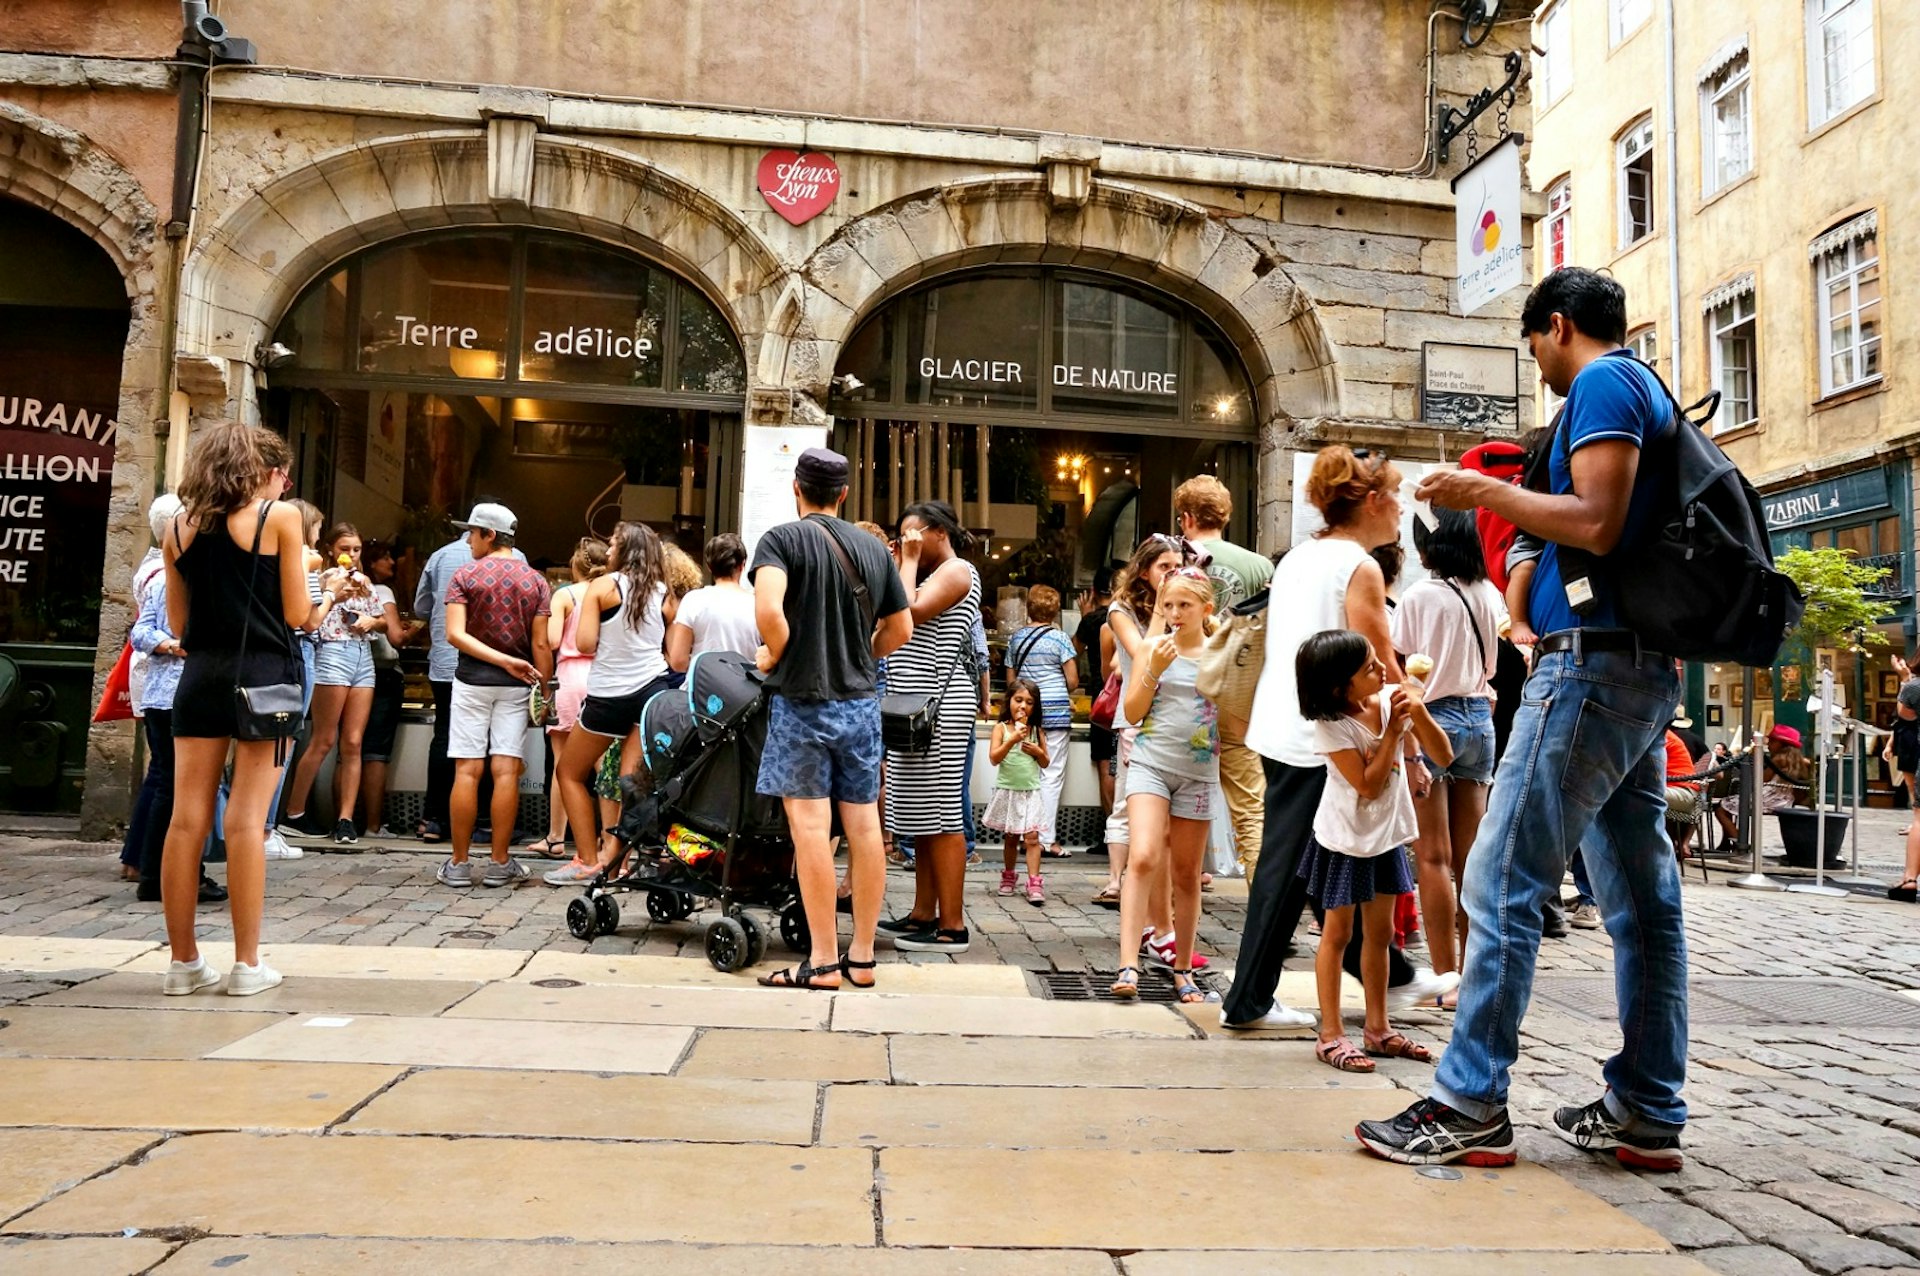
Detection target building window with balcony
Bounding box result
[1627,326,1657,370]
[1545,179,1572,271]
[1812,213,1881,396]
[1806,0,1875,126]
[1705,277,1757,432]
[1700,46,1752,195]
[1610,0,1652,45]
[1616,117,1656,248]
[1537,3,1571,107]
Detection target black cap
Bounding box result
[795,447,850,487]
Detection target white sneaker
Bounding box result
[226,961,283,997]
[264,830,302,860]
[1389,967,1461,1012]
[1222,1004,1317,1030]
[1569,901,1602,930]
[163,958,221,996]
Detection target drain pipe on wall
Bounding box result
[1661,0,1684,393]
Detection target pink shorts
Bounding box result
[550,656,592,733]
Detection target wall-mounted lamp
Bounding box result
[255,341,296,369]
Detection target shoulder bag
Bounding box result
[813,518,971,756]
[1194,589,1269,721]
[231,501,306,762]
[1440,580,1490,685]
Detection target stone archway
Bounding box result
[780,174,1344,547]
[178,129,787,416]
[0,101,166,832]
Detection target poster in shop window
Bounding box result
[365,390,407,503]
[1453,135,1525,317]
[739,424,828,559]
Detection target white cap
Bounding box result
[453,502,517,536]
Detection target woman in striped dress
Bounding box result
[879,500,981,954]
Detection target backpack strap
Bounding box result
[808,515,875,635]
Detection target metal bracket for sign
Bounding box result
[1437,51,1525,166]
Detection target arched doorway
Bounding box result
[829,265,1259,599]
[0,195,131,813]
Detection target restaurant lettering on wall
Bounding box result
[0,394,115,585]
[916,358,1179,396]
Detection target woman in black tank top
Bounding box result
[156,424,313,998]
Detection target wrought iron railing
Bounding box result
[1855,552,1910,599]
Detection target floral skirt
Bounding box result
[1297,836,1414,911]
[983,787,1046,836]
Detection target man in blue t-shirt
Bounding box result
[1358,268,1688,1174]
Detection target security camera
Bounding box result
[194,13,227,43]
[831,373,865,393]
[256,342,297,369]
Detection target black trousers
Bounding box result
[427,679,454,829]
[136,710,175,887]
[1221,756,1414,1024]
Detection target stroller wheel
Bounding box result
[645,887,680,923]
[739,912,766,968]
[780,901,810,955]
[705,916,750,973]
[593,893,621,937]
[565,895,596,941]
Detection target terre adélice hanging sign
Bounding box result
[757,150,840,225]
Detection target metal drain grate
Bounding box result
[1034,968,1222,1004]
[1531,976,1920,1027]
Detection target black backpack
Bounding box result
[1527,352,1803,667]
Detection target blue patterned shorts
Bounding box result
[757,694,883,805]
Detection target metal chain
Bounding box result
[1465,124,1480,164]
[1496,92,1512,141]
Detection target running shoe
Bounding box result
[1551,1097,1683,1171]
[1355,1098,1517,1167]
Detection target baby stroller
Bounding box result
[565,650,807,972]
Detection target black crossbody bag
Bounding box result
[812,516,970,756]
[230,501,305,762]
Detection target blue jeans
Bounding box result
[1570,848,1596,908]
[1431,638,1688,1136]
[961,723,978,845]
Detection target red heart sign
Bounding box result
[757,150,841,225]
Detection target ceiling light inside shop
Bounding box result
[448,347,500,379]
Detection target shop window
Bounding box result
[518,237,668,389]
[675,287,747,395]
[903,274,1044,412]
[1707,286,1757,431]
[1616,116,1656,248]
[1536,3,1571,108]
[1701,48,1753,195]
[279,268,347,371]
[1052,278,1181,419]
[1192,328,1253,430]
[1814,215,1881,395]
[1807,0,1875,127]
[1610,0,1651,45]
[353,235,512,379]
[1545,179,1572,271]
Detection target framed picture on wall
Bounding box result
[1881,672,1901,700]
[1708,683,1721,699]
[1731,683,1744,707]
[1756,670,1774,699]
[1780,665,1803,702]
[1706,705,1724,727]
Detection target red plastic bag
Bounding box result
[92,641,135,722]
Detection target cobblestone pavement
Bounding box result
[2,805,1919,1273]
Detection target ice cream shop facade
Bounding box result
[0,0,1536,829]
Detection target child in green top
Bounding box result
[985,679,1051,906]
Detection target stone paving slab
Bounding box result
[831,992,1194,1038]
[677,1027,890,1081]
[1125,1252,1716,1275]
[28,973,480,1017]
[0,1128,157,1220]
[517,950,1031,997]
[346,1070,819,1144]
[0,937,156,972]
[885,1032,1395,1089]
[209,1013,693,1074]
[0,1236,177,1275]
[878,1147,1676,1252]
[0,1058,402,1131]
[9,1132,878,1245]
[154,1238,1116,1274]
[120,942,533,982]
[821,1082,1406,1151]
[447,979,832,1031]
[0,1006,286,1059]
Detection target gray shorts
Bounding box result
[1124,759,1215,822]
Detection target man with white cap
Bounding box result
[436,502,551,888]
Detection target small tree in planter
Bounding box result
[1770,545,1895,864]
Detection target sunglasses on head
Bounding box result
[1167,566,1211,581]
[1147,532,1212,567]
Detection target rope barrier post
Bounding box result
[1728,664,1786,891]
[1789,668,1847,898]
[1833,717,1886,889]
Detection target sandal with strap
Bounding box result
[1890,878,1918,903]
[1364,1029,1435,1062]
[839,956,877,989]
[1171,969,1213,1004]
[1110,965,1140,999]
[757,959,842,991]
[525,838,568,860]
[1316,1036,1376,1073]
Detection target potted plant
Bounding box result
[1770,546,1895,867]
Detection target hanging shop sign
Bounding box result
[0,394,115,586]
[1452,135,1525,317]
[757,151,842,225]
[1763,468,1890,530]
[1421,342,1520,430]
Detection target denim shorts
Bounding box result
[313,639,375,689]
[1423,695,1495,784]
[757,694,882,805]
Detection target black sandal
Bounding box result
[757,959,841,990]
[1890,879,1918,903]
[840,956,877,988]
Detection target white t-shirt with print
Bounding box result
[1311,691,1418,859]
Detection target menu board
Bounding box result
[739,425,828,558]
